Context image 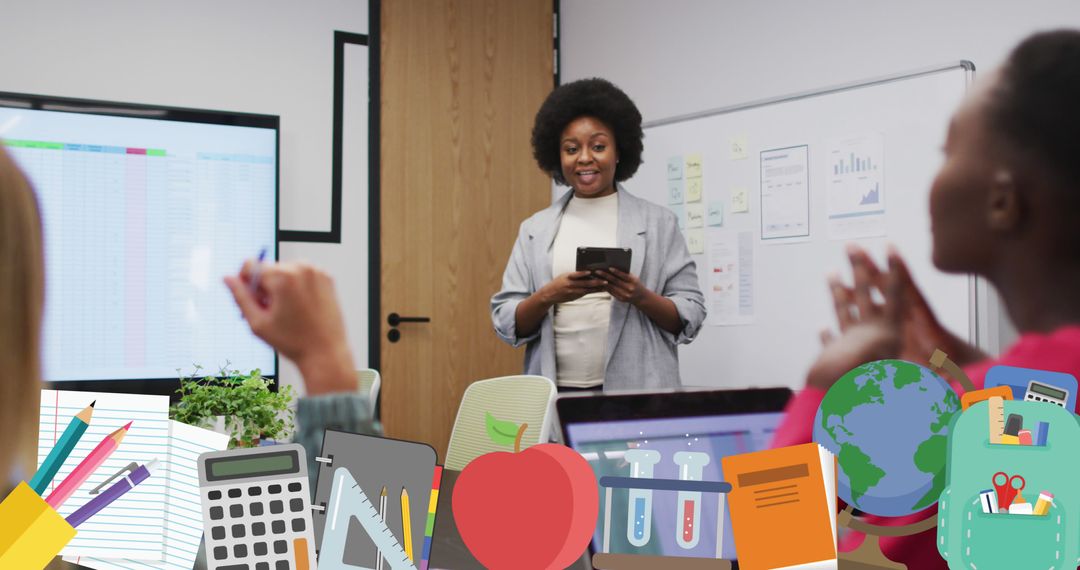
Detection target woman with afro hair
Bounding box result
[491,78,706,391]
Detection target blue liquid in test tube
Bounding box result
[624,449,661,547]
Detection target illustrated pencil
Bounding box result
[401,487,414,561]
[45,421,132,509]
[29,401,95,495]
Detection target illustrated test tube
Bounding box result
[673,451,711,549]
[624,449,661,547]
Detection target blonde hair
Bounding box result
[0,145,44,481]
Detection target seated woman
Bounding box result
[774,30,1080,568]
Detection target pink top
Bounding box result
[771,326,1080,568]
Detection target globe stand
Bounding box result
[837,506,937,570]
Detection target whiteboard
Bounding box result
[627,63,976,390]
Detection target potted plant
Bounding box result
[170,364,295,448]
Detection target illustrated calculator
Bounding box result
[198,443,317,570]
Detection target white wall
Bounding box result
[560,0,1080,355]
[0,0,371,396]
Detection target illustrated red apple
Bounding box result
[452,414,598,570]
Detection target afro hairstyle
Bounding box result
[530,78,644,186]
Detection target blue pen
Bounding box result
[249,247,268,293]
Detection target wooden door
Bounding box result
[380,0,554,460]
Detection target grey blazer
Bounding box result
[490,186,706,390]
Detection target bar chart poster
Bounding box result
[825,133,886,240]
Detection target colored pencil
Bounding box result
[419,466,443,570]
[45,421,132,509]
[401,487,414,561]
[66,459,157,528]
[377,485,388,570]
[29,401,95,495]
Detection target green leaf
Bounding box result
[485,412,521,447]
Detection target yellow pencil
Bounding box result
[400,487,413,561]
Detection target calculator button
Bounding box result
[276,561,290,570]
[228,488,243,498]
[270,500,284,514]
[252,522,266,536]
[234,543,248,558]
[256,564,269,570]
[290,498,304,512]
[254,542,268,556]
[210,506,224,520]
[272,520,286,534]
[220,565,249,570]
[268,484,282,494]
[232,523,246,538]
[274,539,288,554]
[208,490,222,500]
[288,482,302,492]
[211,526,226,540]
[213,546,228,560]
[292,517,306,532]
[230,504,244,518]
[250,502,265,516]
[248,486,262,496]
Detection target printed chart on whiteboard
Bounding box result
[759,145,810,241]
[826,133,886,240]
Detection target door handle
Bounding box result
[387,313,431,327]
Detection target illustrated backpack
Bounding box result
[937,398,1080,569]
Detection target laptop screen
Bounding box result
[563,407,784,561]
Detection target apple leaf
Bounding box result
[485,412,522,447]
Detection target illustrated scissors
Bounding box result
[993,471,1026,511]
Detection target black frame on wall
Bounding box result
[278,3,382,373]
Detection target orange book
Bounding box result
[722,443,837,570]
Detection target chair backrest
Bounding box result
[356,369,381,418]
[444,375,555,471]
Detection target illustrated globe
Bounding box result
[812,359,960,517]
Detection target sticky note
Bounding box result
[687,203,705,228]
[1000,434,1020,445]
[670,204,686,230]
[667,156,683,180]
[686,177,703,203]
[731,187,749,213]
[668,179,684,205]
[685,153,703,178]
[729,135,749,160]
[687,228,705,255]
[707,201,724,226]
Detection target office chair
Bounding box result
[444,375,555,471]
[356,368,381,418]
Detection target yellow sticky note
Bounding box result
[685,153,703,179]
[687,228,705,255]
[1000,435,1020,445]
[731,187,749,213]
[686,177,703,203]
[729,135,749,160]
[0,482,76,569]
[686,203,705,228]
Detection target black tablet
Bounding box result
[576,246,632,274]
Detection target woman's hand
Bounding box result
[596,267,648,305]
[225,260,358,395]
[806,245,983,390]
[598,267,685,334]
[540,271,607,305]
[806,246,904,390]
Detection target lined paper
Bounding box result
[38,389,170,559]
[68,420,230,570]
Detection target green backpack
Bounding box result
[937,398,1080,569]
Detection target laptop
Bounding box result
[557,387,792,570]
